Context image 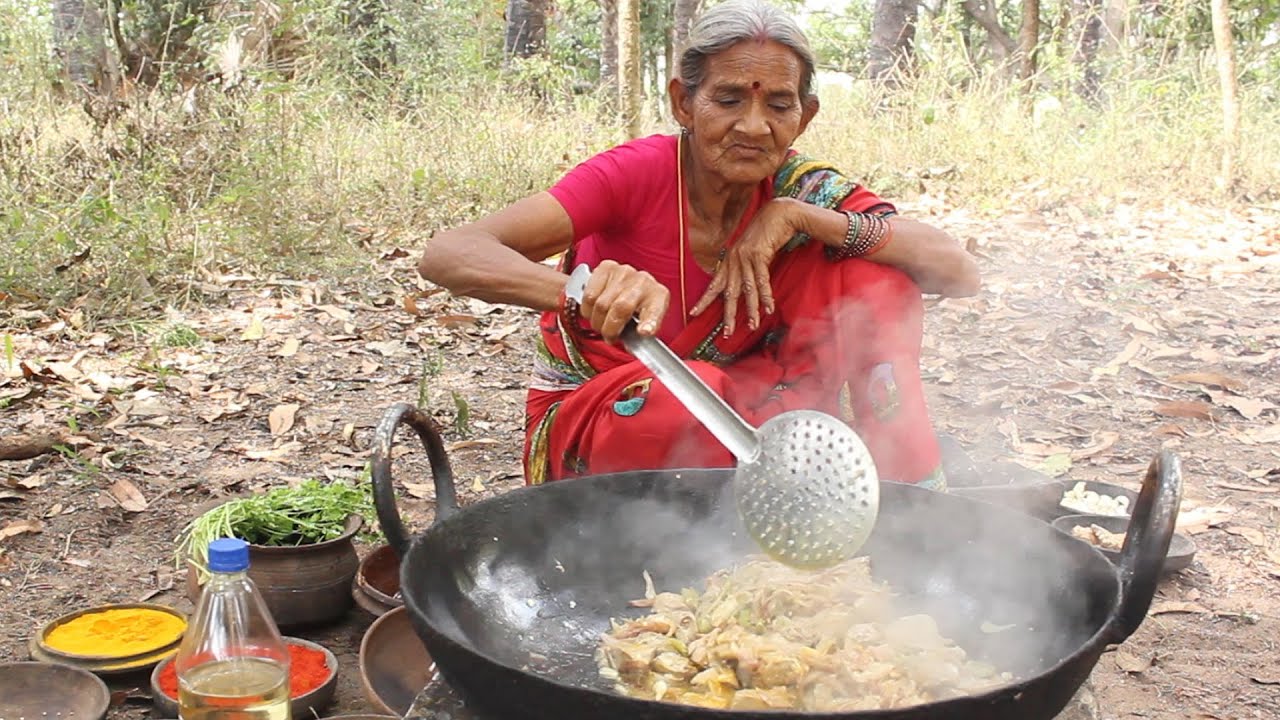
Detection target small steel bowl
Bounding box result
[150,637,339,719]
[1053,513,1197,573]
[0,661,111,720]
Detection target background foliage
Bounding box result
[1,0,1278,320]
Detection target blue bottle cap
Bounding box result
[207,538,250,572]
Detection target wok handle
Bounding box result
[1108,450,1183,643]
[370,402,458,559]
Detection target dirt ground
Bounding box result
[2,197,1278,719]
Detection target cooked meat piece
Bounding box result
[599,556,1014,711]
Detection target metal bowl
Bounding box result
[150,637,339,719]
[1053,513,1196,573]
[0,662,111,720]
[358,606,436,715]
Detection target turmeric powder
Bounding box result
[44,607,186,658]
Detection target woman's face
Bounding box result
[672,40,818,187]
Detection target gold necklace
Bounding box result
[677,135,689,325]
[677,135,728,327]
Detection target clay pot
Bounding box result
[352,544,403,618]
[185,514,363,628]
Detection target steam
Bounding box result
[609,269,1105,686]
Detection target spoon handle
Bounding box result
[619,324,760,462]
[564,264,759,462]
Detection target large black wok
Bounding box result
[371,403,1181,720]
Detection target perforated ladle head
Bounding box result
[564,265,880,568]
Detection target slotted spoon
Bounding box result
[564,265,879,568]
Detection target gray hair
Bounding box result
[679,0,817,99]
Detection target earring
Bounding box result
[680,126,690,136]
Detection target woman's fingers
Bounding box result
[752,254,775,317]
[634,285,670,337]
[577,262,668,343]
[721,257,742,336]
[580,261,619,334]
[690,272,725,317]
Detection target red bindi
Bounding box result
[751,81,761,93]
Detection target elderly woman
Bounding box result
[418,0,978,490]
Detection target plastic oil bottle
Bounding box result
[175,537,292,720]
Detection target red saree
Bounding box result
[524,146,945,490]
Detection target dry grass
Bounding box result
[3,13,1278,323]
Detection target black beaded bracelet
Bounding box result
[828,211,891,261]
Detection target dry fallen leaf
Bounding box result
[1224,526,1267,546]
[277,338,301,358]
[0,518,44,540]
[1215,482,1278,494]
[365,340,405,357]
[1253,675,1280,686]
[1148,344,1190,360]
[1213,394,1275,421]
[243,442,303,461]
[109,478,148,512]
[1149,601,1208,615]
[1153,400,1216,421]
[436,313,479,329]
[1072,431,1119,460]
[1112,649,1153,674]
[447,438,501,451]
[403,482,434,499]
[1154,423,1188,437]
[1177,506,1234,534]
[1093,337,1144,377]
[1168,371,1246,392]
[268,404,301,436]
[241,316,266,341]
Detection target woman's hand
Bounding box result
[576,260,670,344]
[690,198,801,335]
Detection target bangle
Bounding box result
[828,211,892,261]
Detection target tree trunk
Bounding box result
[961,0,1017,69]
[1210,0,1240,191]
[1017,0,1040,83]
[867,0,920,86]
[52,0,117,95]
[600,0,619,92]
[1072,0,1105,103]
[505,0,549,60]
[619,0,642,137]
[665,27,674,82]
[673,0,700,59]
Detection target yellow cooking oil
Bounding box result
[178,657,291,720]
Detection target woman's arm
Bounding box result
[418,192,671,341]
[417,192,574,312]
[788,199,980,298]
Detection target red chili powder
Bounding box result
[158,644,330,700]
